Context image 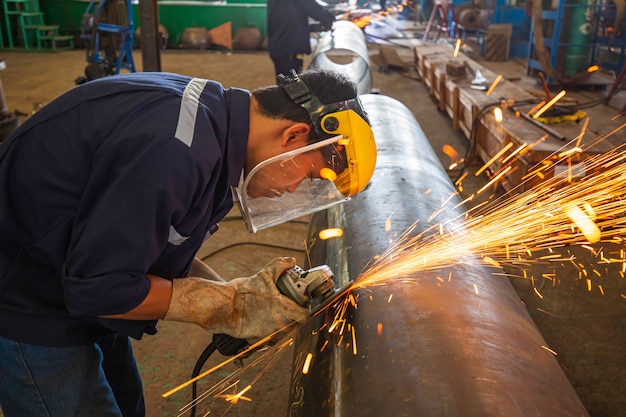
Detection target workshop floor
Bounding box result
[1,37,624,417]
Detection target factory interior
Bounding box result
[1,0,626,416]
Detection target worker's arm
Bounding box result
[99,274,172,321]
[163,257,308,339]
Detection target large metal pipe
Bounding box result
[288,94,589,417]
[309,20,372,94]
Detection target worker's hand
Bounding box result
[164,257,308,339]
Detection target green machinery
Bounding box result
[1,0,74,50]
[527,0,626,83]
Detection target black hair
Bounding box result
[252,69,359,141]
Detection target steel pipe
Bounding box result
[288,94,589,417]
[309,20,372,94]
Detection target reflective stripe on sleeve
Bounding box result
[168,225,189,245]
[174,78,209,147]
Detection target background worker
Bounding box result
[267,0,336,81]
[0,69,376,417]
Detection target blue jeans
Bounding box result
[0,333,145,417]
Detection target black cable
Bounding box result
[189,342,218,417]
[220,215,310,226]
[190,237,307,414]
[199,242,306,263]
[454,101,501,183]
[454,98,539,184]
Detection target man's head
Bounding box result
[237,69,377,232]
[252,69,364,144]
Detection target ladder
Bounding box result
[2,0,74,51]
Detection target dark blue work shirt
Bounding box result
[0,72,250,346]
[267,0,335,59]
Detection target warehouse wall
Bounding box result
[41,0,268,49]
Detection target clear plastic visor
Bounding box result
[233,135,349,233]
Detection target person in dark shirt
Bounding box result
[267,0,336,81]
[0,69,377,417]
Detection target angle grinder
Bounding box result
[190,265,339,416]
[276,264,335,308]
[212,264,336,357]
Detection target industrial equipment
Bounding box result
[275,265,335,308]
[188,264,340,417]
[75,0,136,84]
[528,0,626,85]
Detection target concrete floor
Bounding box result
[1,36,624,417]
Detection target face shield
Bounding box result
[234,71,377,233]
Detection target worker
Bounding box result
[0,69,377,417]
[267,0,336,82]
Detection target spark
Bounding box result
[223,385,252,404]
[541,345,558,355]
[354,142,626,293]
[493,107,504,122]
[302,353,313,374]
[475,142,513,176]
[319,228,344,240]
[532,90,567,118]
[476,166,512,194]
[485,74,503,96]
[575,117,590,147]
[563,203,601,243]
[453,38,461,57]
[536,307,558,317]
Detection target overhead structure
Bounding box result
[309,20,372,94]
[287,93,590,417]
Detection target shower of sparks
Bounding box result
[355,138,626,291]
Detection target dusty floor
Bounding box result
[1,32,625,417]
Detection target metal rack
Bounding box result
[527,0,626,81]
[80,0,136,76]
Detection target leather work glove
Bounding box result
[164,257,308,339]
